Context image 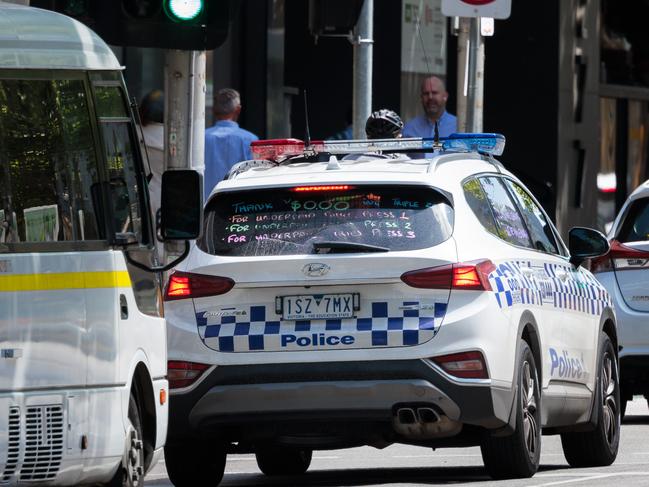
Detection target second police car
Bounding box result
[163,134,620,485]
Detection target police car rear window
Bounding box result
[199,185,454,256]
[618,197,649,243]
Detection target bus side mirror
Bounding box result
[160,170,203,241]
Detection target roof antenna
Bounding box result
[303,89,312,147]
[416,13,442,151]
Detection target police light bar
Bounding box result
[442,133,505,157]
[250,133,505,161]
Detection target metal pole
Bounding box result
[164,50,206,173]
[163,50,205,259]
[455,17,470,133]
[352,0,373,139]
[466,18,484,132]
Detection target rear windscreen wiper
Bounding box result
[312,241,390,254]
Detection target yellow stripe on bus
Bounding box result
[0,271,132,292]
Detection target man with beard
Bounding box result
[403,76,457,139]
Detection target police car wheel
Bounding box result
[480,340,541,480]
[164,442,226,487]
[560,332,620,467]
[255,447,312,476]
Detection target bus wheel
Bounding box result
[107,391,145,487]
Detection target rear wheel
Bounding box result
[165,442,226,487]
[480,341,541,479]
[255,447,312,476]
[561,333,620,467]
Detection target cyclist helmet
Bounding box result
[365,109,403,139]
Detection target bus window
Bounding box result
[94,84,147,245]
[0,78,102,246]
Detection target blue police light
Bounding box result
[164,0,204,22]
[442,133,506,156]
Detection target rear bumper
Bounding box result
[167,359,514,446]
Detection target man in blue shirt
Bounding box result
[403,76,457,139]
[204,88,258,198]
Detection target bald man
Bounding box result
[403,76,457,139]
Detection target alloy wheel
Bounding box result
[601,352,619,446]
[521,361,539,459]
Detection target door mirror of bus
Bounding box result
[160,170,203,241]
[569,227,610,267]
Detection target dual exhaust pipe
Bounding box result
[393,405,462,439]
[397,407,439,425]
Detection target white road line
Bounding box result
[393,454,479,458]
[532,472,649,486]
[313,456,341,460]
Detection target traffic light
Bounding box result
[32,0,230,50]
[308,0,364,38]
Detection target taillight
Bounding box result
[432,351,489,379]
[164,271,235,301]
[167,361,211,389]
[400,260,495,290]
[591,240,649,273]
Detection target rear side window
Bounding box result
[505,180,560,254]
[478,177,532,248]
[199,185,454,256]
[463,178,499,235]
[618,197,649,243]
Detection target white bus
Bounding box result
[0,4,202,486]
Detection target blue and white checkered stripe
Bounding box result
[196,300,448,353]
[488,260,611,315]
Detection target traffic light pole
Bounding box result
[352,0,373,139]
[163,49,206,259]
[164,50,206,173]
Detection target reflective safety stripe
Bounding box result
[0,271,131,292]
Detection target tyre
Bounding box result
[621,396,627,420]
[480,340,541,479]
[255,447,312,476]
[106,391,145,487]
[561,332,620,467]
[165,442,226,487]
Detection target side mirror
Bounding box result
[569,227,610,267]
[160,170,203,241]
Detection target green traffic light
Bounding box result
[164,0,204,22]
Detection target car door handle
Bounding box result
[120,294,129,319]
[1,348,22,359]
[521,268,534,278]
[556,272,569,281]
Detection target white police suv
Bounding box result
[163,134,620,485]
